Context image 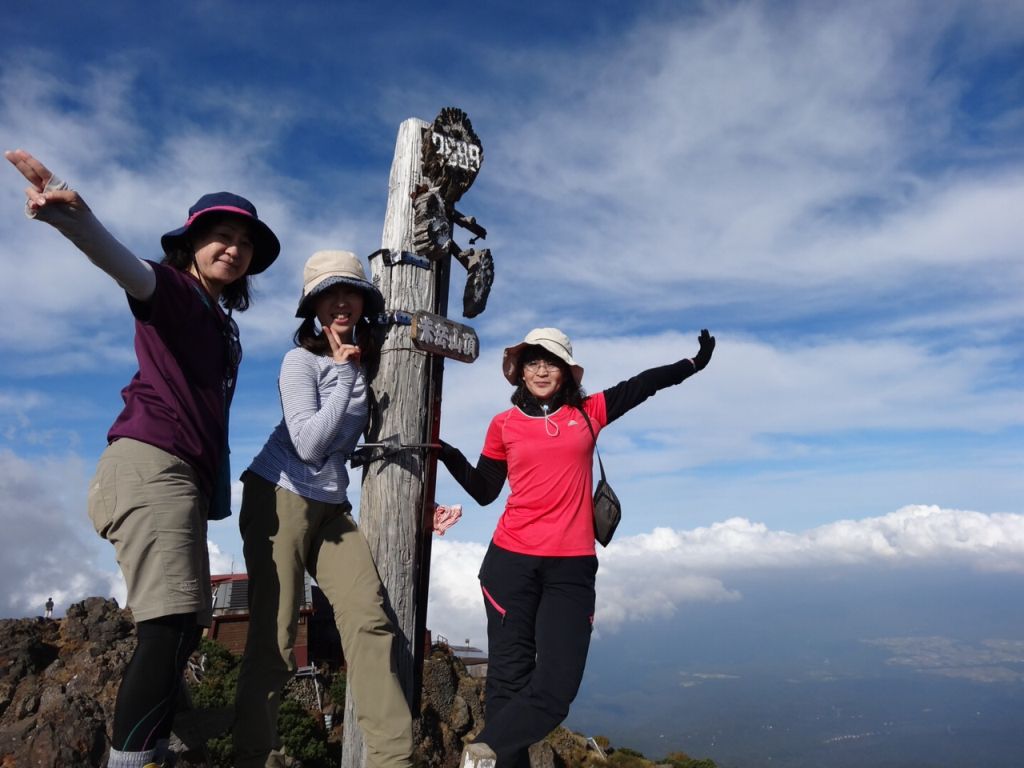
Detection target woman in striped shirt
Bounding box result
[233,250,413,768]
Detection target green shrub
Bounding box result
[608,749,648,768]
[190,638,240,710]
[661,752,718,768]
[615,747,646,758]
[278,698,335,766]
[328,667,348,708]
[186,638,337,767]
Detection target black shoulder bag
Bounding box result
[579,409,622,547]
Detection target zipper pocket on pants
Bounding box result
[481,584,506,625]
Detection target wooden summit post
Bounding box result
[341,108,492,768]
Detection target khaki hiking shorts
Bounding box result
[87,438,212,625]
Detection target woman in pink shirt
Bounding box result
[439,326,714,768]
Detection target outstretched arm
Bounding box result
[438,441,507,506]
[604,329,715,423]
[5,149,155,300]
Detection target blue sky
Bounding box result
[1,0,1022,672]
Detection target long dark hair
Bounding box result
[161,213,254,311]
[294,316,382,380]
[509,346,587,412]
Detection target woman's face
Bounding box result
[314,284,365,342]
[190,217,254,294]
[521,350,565,401]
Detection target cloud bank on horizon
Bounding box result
[428,503,1024,645]
[3,438,1018,638]
[0,1,1020,633]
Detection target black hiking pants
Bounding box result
[475,542,598,768]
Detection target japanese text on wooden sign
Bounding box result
[410,310,479,363]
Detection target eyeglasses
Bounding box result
[523,359,560,373]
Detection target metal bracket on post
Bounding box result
[369,309,414,327]
[350,433,442,468]
[369,248,432,270]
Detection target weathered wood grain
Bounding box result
[342,117,437,768]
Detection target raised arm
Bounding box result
[603,329,715,423]
[5,149,155,300]
[438,441,507,506]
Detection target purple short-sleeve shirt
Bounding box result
[107,262,236,498]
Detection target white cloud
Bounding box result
[427,539,489,649]
[0,449,120,617]
[208,539,241,577]
[0,55,380,364]
[427,505,1024,645]
[0,447,252,617]
[470,1,1024,333]
[436,329,1022,481]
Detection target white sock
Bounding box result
[106,746,158,767]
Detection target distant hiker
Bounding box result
[438,326,715,768]
[44,597,53,619]
[233,251,413,768]
[6,149,280,768]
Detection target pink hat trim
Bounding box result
[183,205,255,228]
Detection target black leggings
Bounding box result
[113,613,203,751]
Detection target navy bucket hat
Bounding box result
[160,191,280,275]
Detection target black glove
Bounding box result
[692,329,715,371]
[438,440,461,463]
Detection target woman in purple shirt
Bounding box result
[6,149,280,768]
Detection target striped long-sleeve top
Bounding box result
[247,347,369,504]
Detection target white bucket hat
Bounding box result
[502,327,584,385]
[295,250,384,319]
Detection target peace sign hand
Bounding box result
[324,324,362,365]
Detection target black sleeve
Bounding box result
[602,358,698,424]
[438,442,507,505]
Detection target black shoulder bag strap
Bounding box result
[578,407,607,486]
[578,406,622,547]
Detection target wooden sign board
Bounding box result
[410,310,478,362]
[430,130,481,174]
[421,107,483,204]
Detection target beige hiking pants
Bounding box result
[232,472,412,768]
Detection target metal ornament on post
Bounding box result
[341,108,489,768]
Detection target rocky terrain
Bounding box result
[0,597,135,766]
[0,598,612,768]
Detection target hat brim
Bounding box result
[295,275,385,319]
[160,210,281,276]
[502,341,584,385]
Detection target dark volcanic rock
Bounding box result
[0,616,60,719]
[415,647,487,768]
[0,598,133,767]
[61,596,134,651]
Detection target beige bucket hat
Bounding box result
[295,250,384,319]
[502,327,584,385]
